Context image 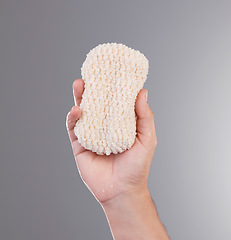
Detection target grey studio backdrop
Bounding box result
[0,1,231,239]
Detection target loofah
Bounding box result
[74,43,149,155]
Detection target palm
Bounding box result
[72,136,151,202]
[66,79,156,203]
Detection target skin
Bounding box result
[66,79,170,240]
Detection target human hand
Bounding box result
[66,79,170,239]
[66,79,157,204]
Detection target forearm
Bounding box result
[101,187,170,240]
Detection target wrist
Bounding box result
[101,186,170,240]
[101,185,152,211]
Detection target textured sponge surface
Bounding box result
[74,43,149,155]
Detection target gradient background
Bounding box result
[1,1,231,239]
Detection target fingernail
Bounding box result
[145,91,148,102]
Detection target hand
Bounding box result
[66,79,157,204]
[66,79,170,240]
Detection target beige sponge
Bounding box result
[74,43,149,155]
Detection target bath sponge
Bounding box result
[74,43,149,155]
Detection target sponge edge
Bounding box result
[74,43,149,155]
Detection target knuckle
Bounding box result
[146,131,157,149]
[148,108,154,119]
[153,139,157,148]
[149,139,157,152]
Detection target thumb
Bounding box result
[135,89,157,148]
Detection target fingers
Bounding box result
[68,80,87,158]
[66,106,81,142]
[135,89,157,149]
[73,79,85,106]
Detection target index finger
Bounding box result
[73,79,85,106]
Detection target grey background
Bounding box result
[0,0,231,239]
